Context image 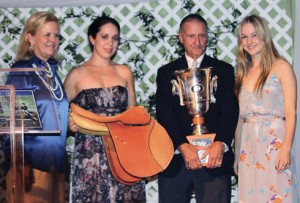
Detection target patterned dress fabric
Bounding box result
[71,86,145,203]
[237,74,298,202]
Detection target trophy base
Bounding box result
[186,133,216,166]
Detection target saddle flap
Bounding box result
[107,119,174,177]
[70,103,151,125]
[101,134,142,184]
[149,121,174,169]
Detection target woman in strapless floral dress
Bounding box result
[64,16,145,203]
[233,14,298,202]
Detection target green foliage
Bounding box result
[0,9,22,40]
[137,92,156,118]
[63,41,85,65]
[2,53,13,66]
[182,0,196,11]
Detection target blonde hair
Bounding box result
[235,14,281,97]
[16,11,59,61]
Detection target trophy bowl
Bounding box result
[171,67,217,165]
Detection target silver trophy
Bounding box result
[171,67,218,165]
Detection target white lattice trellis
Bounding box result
[0,0,293,202]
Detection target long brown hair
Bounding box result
[235,14,281,97]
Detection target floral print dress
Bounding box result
[237,74,298,203]
[71,86,145,203]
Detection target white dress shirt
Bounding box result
[185,53,204,69]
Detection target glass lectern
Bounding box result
[0,68,60,203]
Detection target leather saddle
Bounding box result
[69,103,174,184]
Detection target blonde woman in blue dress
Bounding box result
[233,14,298,202]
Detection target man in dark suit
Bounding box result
[156,14,239,203]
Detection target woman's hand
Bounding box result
[68,113,80,132]
[275,148,291,171]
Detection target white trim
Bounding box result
[0,0,152,8]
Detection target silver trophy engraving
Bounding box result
[171,67,218,165]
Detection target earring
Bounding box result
[29,43,34,51]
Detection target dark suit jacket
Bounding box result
[156,54,239,177]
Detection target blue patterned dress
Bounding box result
[71,86,146,203]
[237,74,298,202]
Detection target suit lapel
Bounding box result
[199,54,211,69]
[174,56,188,71]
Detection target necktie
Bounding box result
[192,60,198,68]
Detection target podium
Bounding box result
[0,68,60,203]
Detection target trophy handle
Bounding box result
[210,75,218,103]
[171,79,184,106]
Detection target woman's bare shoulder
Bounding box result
[113,63,133,75]
[272,58,294,81]
[65,64,91,85]
[68,63,91,76]
[273,58,292,73]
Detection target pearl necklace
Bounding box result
[32,62,64,101]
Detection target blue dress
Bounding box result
[5,55,69,172]
[71,86,146,203]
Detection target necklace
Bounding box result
[44,62,53,78]
[32,62,64,101]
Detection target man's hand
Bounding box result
[178,143,208,170]
[201,141,224,169]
